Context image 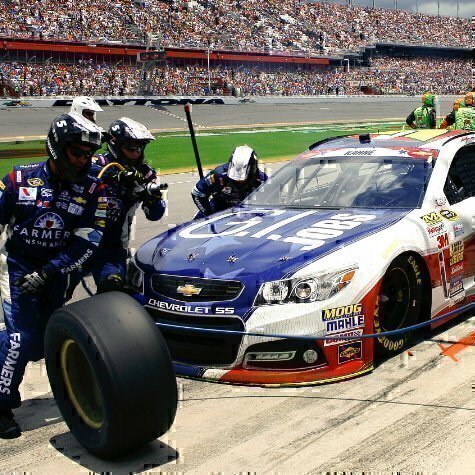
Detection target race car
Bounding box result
[1,100,31,107]
[129,128,475,386]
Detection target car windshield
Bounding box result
[244,156,431,209]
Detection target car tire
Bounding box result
[374,254,423,357]
[44,292,177,459]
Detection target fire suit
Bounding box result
[0,162,106,410]
[87,153,166,290]
[192,163,268,219]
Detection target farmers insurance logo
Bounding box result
[34,212,64,229]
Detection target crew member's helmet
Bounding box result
[464,92,474,107]
[453,97,465,111]
[422,93,435,107]
[107,117,155,166]
[227,145,258,182]
[46,113,102,182]
[70,96,103,123]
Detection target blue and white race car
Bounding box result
[129,129,475,386]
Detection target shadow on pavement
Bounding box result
[49,432,178,474]
[15,395,62,432]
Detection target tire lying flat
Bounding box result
[44,291,177,459]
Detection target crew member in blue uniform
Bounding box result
[87,117,166,293]
[191,145,267,218]
[0,113,105,438]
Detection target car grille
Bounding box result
[146,307,244,366]
[151,274,243,302]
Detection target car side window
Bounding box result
[444,146,475,205]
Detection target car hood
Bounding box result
[137,206,409,281]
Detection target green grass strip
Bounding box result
[0,122,404,178]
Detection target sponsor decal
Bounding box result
[177,284,202,297]
[40,188,53,198]
[34,212,64,229]
[449,241,464,266]
[322,303,363,321]
[427,222,445,237]
[344,149,375,156]
[453,223,464,237]
[451,263,464,275]
[147,298,234,315]
[59,190,70,201]
[60,248,93,273]
[53,98,225,107]
[98,203,108,210]
[27,178,44,187]
[19,187,37,201]
[179,211,376,252]
[88,183,97,194]
[16,171,21,183]
[437,233,449,249]
[72,184,84,193]
[323,304,365,335]
[73,196,87,204]
[68,203,84,216]
[448,274,464,298]
[95,219,106,228]
[95,209,107,218]
[36,200,51,208]
[324,329,363,347]
[439,209,458,221]
[420,212,442,225]
[338,341,362,364]
[106,197,121,209]
[0,333,21,395]
[0,181,5,190]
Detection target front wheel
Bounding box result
[374,254,424,357]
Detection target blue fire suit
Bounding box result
[0,162,106,409]
[87,153,166,290]
[191,163,267,219]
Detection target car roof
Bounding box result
[304,129,475,161]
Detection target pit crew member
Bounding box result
[406,93,437,129]
[440,92,475,130]
[86,117,166,293]
[191,145,267,219]
[0,114,105,438]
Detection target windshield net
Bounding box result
[245,156,431,209]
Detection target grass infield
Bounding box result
[0,123,404,178]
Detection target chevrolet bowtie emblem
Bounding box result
[177,284,202,297]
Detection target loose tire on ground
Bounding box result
[44,292,177,459]
[374,253,424,357]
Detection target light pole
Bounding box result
[207,40,211,95]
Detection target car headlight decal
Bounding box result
[254,266,357,306]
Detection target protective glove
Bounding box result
[14,269,49,294]
[116,169,146,186]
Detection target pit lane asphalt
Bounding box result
[0,100,474,474]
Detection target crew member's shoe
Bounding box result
[0,409,21,439]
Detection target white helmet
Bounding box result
[70,96,103,123]
[227,145,258,182]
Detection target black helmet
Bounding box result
[107,117,155,166]
[227,145,258,182]
[46,113,102,182]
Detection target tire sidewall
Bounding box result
[374,254,423,356]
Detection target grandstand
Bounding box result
[0,0,474,97]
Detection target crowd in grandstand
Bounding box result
[0,1,473,55]
[1,56,472,97]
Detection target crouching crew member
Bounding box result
[0,113,105,438]
[192,145,267,219]
[440,92,475,131]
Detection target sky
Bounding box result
[322,1,475,18]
